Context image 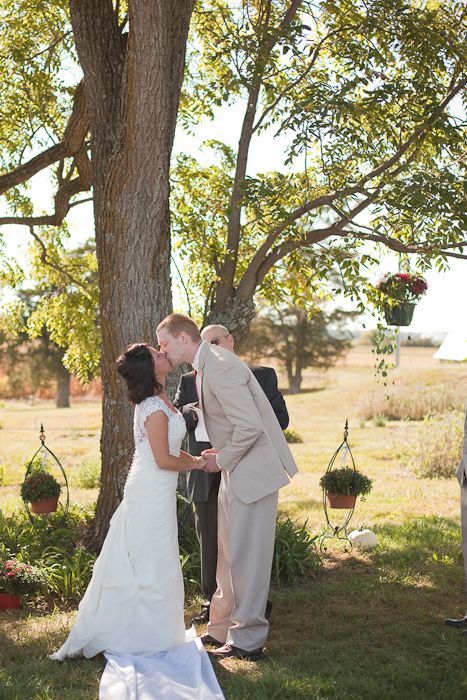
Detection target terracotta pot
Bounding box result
[30,496,59,514]
[0,593,21,610]
[327,493,357,509]
[384,302,416,326]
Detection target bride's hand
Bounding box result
[192,456,207,470]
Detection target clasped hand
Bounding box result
[201,448,222,473]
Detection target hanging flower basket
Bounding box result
[22,423,69,523]
[0,593,21,610]
[326,492,357,510]
[30,496,59,514]
[383,301,416,327]
[21,470,61,515]
[372,272,428,327]
[320,467,372,510]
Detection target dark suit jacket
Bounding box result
[173,364,289,502]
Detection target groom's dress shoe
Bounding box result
[444,616,467,629]
[199,633,223,648]
[208,643,264,661]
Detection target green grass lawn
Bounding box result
[1,347,466,699]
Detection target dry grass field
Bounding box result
[1,345,467,699]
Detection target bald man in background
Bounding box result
[173,324,289,624]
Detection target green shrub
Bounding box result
[0,505,95,605]
[284,428,303,443]
[319,467,373,498]
[272,515,321,586]
[75,459,101,489]
[408,410,464,479]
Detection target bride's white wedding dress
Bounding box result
[50,395,224,699]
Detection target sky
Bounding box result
[2,100,466,337]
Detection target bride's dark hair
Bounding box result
[116,343,162,404]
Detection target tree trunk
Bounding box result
[56,364,71,408]
[69,0,194,550]
[205,295,257,347]
[288,372,302,394]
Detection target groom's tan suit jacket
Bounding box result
[197,341,297,503]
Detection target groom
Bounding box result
[157,313,298,660]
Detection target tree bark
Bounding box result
[69,0,194,550]
[288,374,301,394]
[56,364,71,408]
[205,296,257,348]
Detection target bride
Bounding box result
[50,343,224,698]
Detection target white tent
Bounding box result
[434,330,467,361]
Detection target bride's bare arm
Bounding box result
[145,411,206,471]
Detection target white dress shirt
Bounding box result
[192,342,210,443]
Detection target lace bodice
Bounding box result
[134,395,186,454]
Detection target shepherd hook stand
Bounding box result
[320,420,356,553]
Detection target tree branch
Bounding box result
[27,226,89,289]
[352,77,467,188]
[217,0,302,303]
[351,231,467,260]
[28,31,72,61]
[171,254,192,317]
[0,81,89,195]
[250,223,467,291]
[253,23,359,133]
[0,143,92,228]
[69,0,126,134]
[238,75,466,293]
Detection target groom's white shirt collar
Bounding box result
[192,341,207,373]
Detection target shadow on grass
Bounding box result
[280,497,323,513]
[215,515,467,700]
[283,386,326,395]
[1,516,466,699]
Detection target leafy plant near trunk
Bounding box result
[272,515,321,585]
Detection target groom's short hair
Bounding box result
[157,313,201,341]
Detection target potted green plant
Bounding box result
[0,559,45,609]
[320,467,373,509]
[375,273,428,326]
[21,470,61,514]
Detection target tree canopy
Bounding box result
[174,0,466,333]
[1,0,466,345]
[0,0,465,544]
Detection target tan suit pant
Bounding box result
[207,470,278,651]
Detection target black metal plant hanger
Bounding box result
[320,420,356,552]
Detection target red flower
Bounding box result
[411,278,428,294]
